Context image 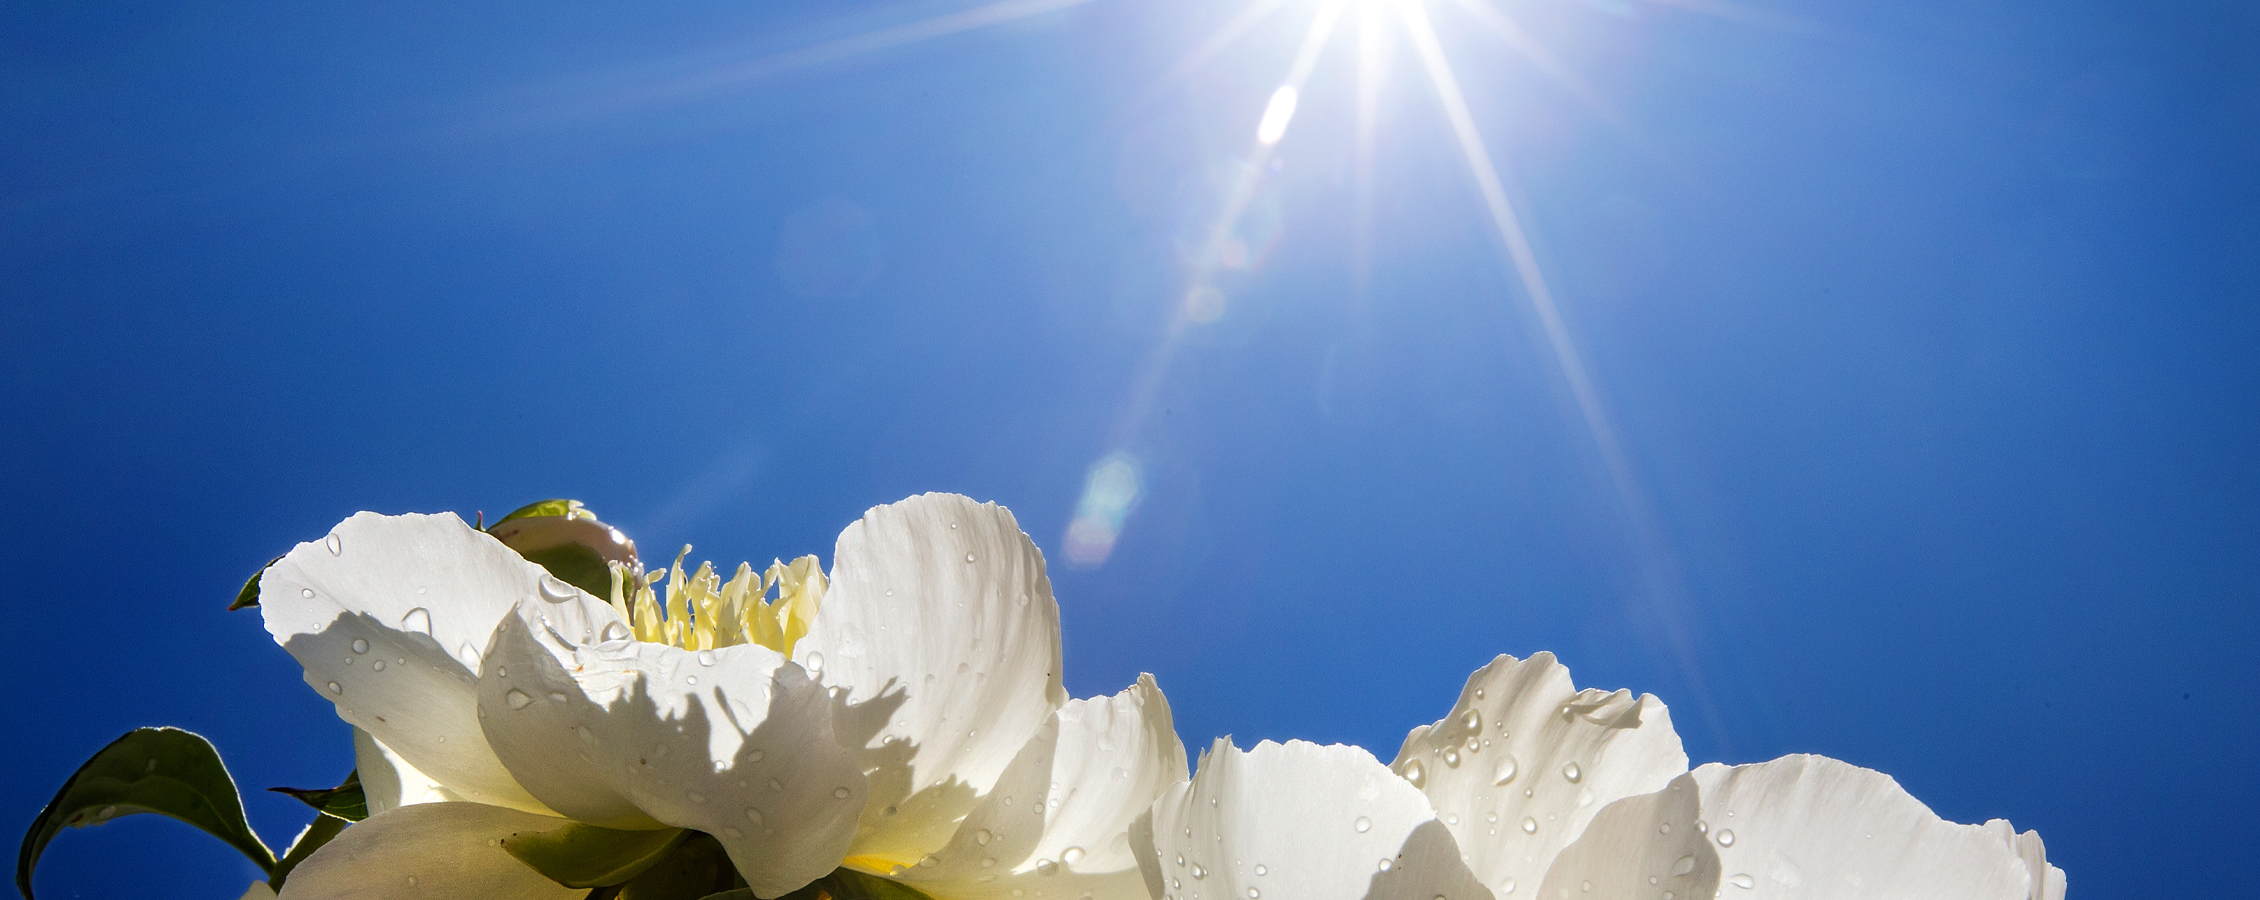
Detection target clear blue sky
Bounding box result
[4,1,2253,897]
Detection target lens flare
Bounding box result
[1064,452,1144,568]
[1256,84,1301,144]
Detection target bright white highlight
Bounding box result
[1256,84,1301,144]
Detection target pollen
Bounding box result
[607,546,826,657]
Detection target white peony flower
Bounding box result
[259,493,1185,900]
[1135,652,2065,900]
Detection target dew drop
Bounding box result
[1402,759,1427,788]
[1577,787,1596,808]
[371,660,386,672]
[325,681,342,695]
[325,534,342,555]
[1695,820,1708,835]
[1664,893,1674,900]
[301,588,316,599]
[1659,822,1672,833]
[1499,879,1515,895]
[966,552,977,563]
[976,829,993,846]
[548,692,567,703]
[1520,817,1538,835]
[351,639,369,654]
[806,651,825,674]
[1581,882,1592,892]
[722,826,744,839]
[1671,856,1696,877]
[1063,847,1086,865]
[1248,891,1259,899]
[599,621,630,643]
[685,675,696,685]
[1354,816,1372,833]
[1192,865,1207,879]
[504,689,533,710]
[400,607,433,635]
[697,650,717,666]
[981,858,997,869]
[1252,864,1266,876]
[539,576,576,603]
[1493,754,1519,785]
[1728,875,1755,890]
[1562,762,1582,783]
[834,787,852,799]
[745,808,766,825]
[1377,859,1393,873]
[1716,830,1735,848]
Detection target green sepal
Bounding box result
[501,822,686,890]
[17,728,275,899]
[616,833,741,900]
[492,499,595,528]
[269,813,349,890]
[775,868,945,900]
[229,555,284,611]
[517,542,615,598]
[269,770,367,822]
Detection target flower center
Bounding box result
[607,546,826,656]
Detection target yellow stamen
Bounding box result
[607,547,827,657]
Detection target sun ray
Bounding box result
[1446,0,1635,132]
[1394,0,1733,751]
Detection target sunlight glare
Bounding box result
[1256,84,1301,144]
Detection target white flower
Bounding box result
[260,493,1185,900]
[1136,652,2065,900]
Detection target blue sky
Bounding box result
[4,1,2254,897]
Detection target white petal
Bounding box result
[1135,739,1493,900]
[1532,773,1720,900]
[275,802,585,900]
[1686,754,2041,899]
[1392,653,1686,894]
[798,494,1069,864]
[892,675,1190,900]
[479,592,866,897]
[236,881,276,900]
[353,728,460,816]
[260,511,558,813]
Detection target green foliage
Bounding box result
[17,728,274,899]
[613,833,741,899]
[269,813,349,890]
[228,555,284,611]
[775,868,944,900]
[268,770,367,822]
[518,542,617,598]
[500,821,686,889]
[492,499,593,527]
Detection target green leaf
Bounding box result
[17,728,274,900]
[694,892,755,900]
[492,499,594,528]
[774,868,943,900]
[518,542,616,598]
[500,822,685,890]
[268,771,367,822]
[228,555,284,611]
[269,813,349,890]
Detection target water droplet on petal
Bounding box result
[966,552,977,563]
[370,660,385,672]
[745,808,765,824]
[325,534,342,555]
[1036,859,1059,876]
[697,650,716,666]
[721,826,743,839]
[1493,754,1519,785]
[1728,875,1755,889]
[600,621,630,643]
[1672,856,1696,876]
[975,829,993,846]
[1192,865,1206,880]
[806,651,825,674]
[1402,759,1427,788]
[301,588,316,599]
[1354,816,1372,833]
[1247,891,1259,899]
[351,639,369,654]
[1717,830,1735,847]
[1460,708,1482,731]
[1499,879,1515,895]
[539,575,576,603]
[1563,762,1582,783]
[833,787,851,799]
[505,689,533,710]
[401,607,432,635]
[1520,817,1538,835]
[1377,859,1393,873]
[1251,864,1265,876]
[1442,747,1462,768]
[981,858,997,869]
[325,681,342,695]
